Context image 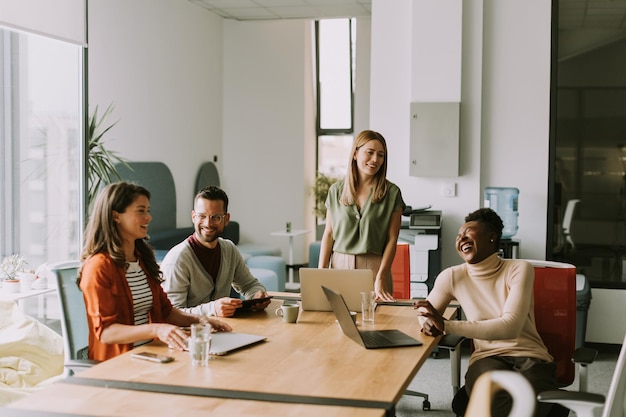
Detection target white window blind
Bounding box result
[0,0,86,46]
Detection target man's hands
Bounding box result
[213,297,243,317]
[213,291,271,317]
[249,291,271,311]
[413,300,445,337]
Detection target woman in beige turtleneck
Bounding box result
[414,208,561,417]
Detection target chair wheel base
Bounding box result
[422,399,431,411]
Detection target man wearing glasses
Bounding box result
[161,186,271,317]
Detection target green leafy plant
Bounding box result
[312,172,341,219]
[87,104,130,206]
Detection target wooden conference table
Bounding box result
[8,298,456,417]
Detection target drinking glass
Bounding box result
[189,323,212,366]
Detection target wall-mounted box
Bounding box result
[409,102,460,177]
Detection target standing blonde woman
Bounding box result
[78,182,231,361]
[318,130,405,301]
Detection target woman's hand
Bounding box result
[413,300,445,337]
[205,318,232,333]
[374,277,395,302]
[155,323,189,351]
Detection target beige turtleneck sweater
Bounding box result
[426,253,552,366]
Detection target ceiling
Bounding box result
[187,0,626,60]
[189,0,625,30]
[559,0,626,30]
[187,0,371,21]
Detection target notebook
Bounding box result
[322,285,423,349]
[185,332,266,356]
[299,268,374,312]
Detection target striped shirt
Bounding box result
[126,261,153,347]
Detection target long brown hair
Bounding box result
[78,182,161,284]
[340,130,389,206]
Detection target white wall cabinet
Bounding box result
[409,101,460,178]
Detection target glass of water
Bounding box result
[189,323,212,366]
[361,291,376,324]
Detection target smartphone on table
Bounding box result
[131,351,174,363]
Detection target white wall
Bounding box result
[222,19,314,262]
[221,17,372,262]
[481,1,552,262]
[88,0,223,227]
[354,17,372,135]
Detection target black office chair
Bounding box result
[50,260,99,375]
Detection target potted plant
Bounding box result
[311,172,341,239]
[0,254,27,293]
[312,172,341,220]
[87,104,130,208]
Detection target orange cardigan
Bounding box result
[80,253,173,361]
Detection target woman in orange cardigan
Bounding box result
[79,182,231,361]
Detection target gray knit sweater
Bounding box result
[161,237,266,316]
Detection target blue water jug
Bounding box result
[484,187,519,239]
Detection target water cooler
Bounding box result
[399,210,442,298]
[484,187,520,258]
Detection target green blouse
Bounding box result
[326,180,405,256]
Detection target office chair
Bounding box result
[404,328,466,410]
[538,332,626,417]
[50,261,99,375]
[448,260,597,416]
[561,199,581,254]
[465,371,536,417]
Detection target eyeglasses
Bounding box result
[195,213,227,224]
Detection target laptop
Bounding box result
[322,285,423,349]
[185,332,266,356]
[299,268,374,311]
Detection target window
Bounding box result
[0,27,83,269]
[315,18,356,177]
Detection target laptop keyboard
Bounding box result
[360,331,390,345]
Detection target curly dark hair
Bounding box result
[465,208,504,248]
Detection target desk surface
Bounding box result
[8,299,454,416]
[77,300,452,404]
[0,287,55,302]
[6,382,385,417]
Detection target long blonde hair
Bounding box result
[340,130,389,205]
[78,182,161,285]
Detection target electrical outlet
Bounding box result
[443,182,457,197]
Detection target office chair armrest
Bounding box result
[438,334,465,349]
[572,347,598,365]
[537,389,605,417]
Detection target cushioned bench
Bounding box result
[246,256,286,292]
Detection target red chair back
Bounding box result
[528,260,577,386]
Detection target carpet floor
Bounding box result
[395,343,619,417]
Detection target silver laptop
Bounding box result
[322,286,422,349]
[299,268,374,312]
